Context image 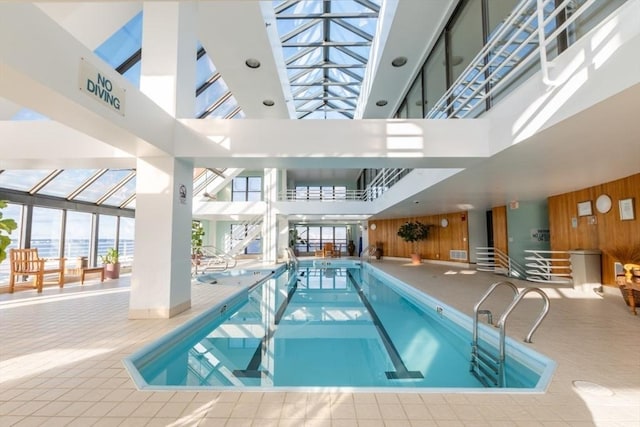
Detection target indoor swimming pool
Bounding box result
[124,261,555,391]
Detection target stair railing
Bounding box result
[427,0,598,119]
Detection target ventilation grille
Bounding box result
[450,250,468,261]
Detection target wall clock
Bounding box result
[595,194,612,213]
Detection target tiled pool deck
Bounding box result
[1,259,639,426]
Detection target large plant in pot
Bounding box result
[397,221,430,264]
[100,248,120,279]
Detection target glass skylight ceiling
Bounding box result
[274,0,381,119]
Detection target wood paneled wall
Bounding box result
[492,205,508,254]
[548,173,640,286]
[368,212,469,262]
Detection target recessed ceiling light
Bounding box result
[245,58,261,69]
[376,100,388,107]
[263,99,275,107]
[391,56,407,67]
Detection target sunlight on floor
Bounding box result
[0,287,129,309]
[0,348,113,383]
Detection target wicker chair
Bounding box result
[620,263,640,315]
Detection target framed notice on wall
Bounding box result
[577,200,592,217]
[619,198,635,220]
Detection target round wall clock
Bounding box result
[595,194,612,213]
[369,223,377,230]
[441,218,449,228]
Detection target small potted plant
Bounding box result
[100,247,120,279]
[397,221,430,264]
[192,220,205,262]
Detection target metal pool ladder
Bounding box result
[470,281,550,387]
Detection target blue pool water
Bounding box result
[124,261,555,391]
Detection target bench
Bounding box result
[81,266,105,284]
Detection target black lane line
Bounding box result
[233,275,300,378]
[347,272,423,380]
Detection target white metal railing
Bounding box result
[279,189,366,201]
[524,249,572,283]
[224,215,263,255]
[360,243,377,263]
[279,168,411,202]
[427,0,598,119]
[191,245,237,275]
[476,247,527,279]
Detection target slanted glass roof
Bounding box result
[196,47,243,119]
[274,0,381,119]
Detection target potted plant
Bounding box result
[192,220,205,256]
[100,247,120,279]
[603,244,640,309]
[397,221,431,264]
[0,200,18,264]
[289,228,306,256]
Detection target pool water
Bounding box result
[126,262,554,390]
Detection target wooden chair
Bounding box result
[9,248,66,293]
[322,242,341,258]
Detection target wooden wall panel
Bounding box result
[492,206,508,255]
[549,173,640,286]
[368,212,469,263]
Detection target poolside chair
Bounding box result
[8,248,66,293]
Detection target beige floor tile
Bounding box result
[0,263,639,427]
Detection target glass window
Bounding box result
[73,170,132,203]
[64,211,93,260]
[487,0,520,38]
[449,0,483,83]
[2,203,23,251]
[406,71,424,118]
[424,37,447,118]
[0,203,22,282]
[94,12,143,69]
[568,0,626,42]
[231,177,262,201]
[0,170,53,192]
[119,217,135,260]
[97,215,118,262]
[31,207,63,258]
[38,169,99,198]
[102,176,136,207]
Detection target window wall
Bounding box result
[293,225,347,254]
[232,177,262,201]
[0,200,133,283]
[64,211,93,260]
[396,0,625,119]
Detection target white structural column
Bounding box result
[129,3,197,318]
[130,157,194,318]
[140,1,196,118]
[262,168,278,263]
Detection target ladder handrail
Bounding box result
[472,281,520,345]
[285,247,299,271]
[496,287,550,386]
[360,244,376,264]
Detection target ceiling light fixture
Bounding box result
[263,99,275,107]
[375,100,388,107]
[391,56,407,67]
[245,58,261,69]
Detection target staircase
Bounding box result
[225,215,263,256]
[476,247,526,279]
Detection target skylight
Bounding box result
[274,0,381,119]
